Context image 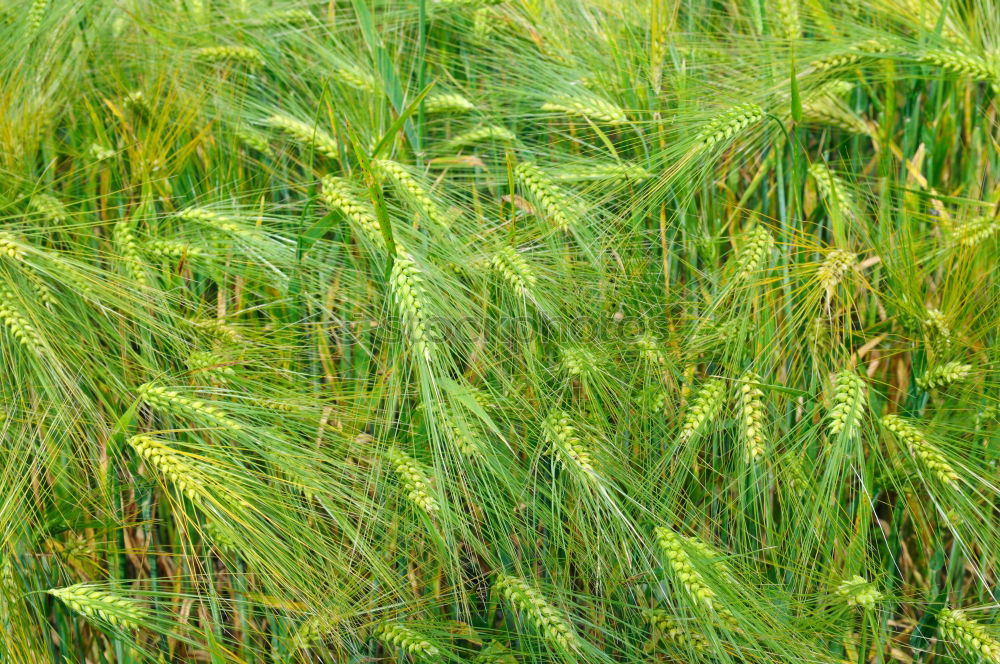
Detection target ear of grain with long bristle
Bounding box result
[49,584,147,630]
[493,574,583,651]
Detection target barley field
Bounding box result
[2,0,999,662]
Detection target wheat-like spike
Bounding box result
[514,160,583,232]
[809,163,858,223]
[634,332,667,366]
[442,125,517,150]
[332,66,378,93]
[192,317,242,343]
[490,246,537,297]
[553,161,651,183]
[128,435,212,506]
[89,143,116,161]
[802,93,872,135]
[920,50,1000,93]
[144,239,203,259]
[0,232,25,260]
[255,9,314,26]
[424,92,476,113]
[817,249,857,299]
[112,219,147,286]
[881,415,958,484]
[266,114,339,159]
[29,193,67,223]
[123,90,150,119]
[0,284,44,352]
[27,0,48,31]
[560,345,597,377]
[809,40,890,71]
[937,608,1000,663]
[733,226,773,283]
[193,45,264,68]
[374,622,441,659]
[916,361,972,390]
[137,383,243,431]
[436,405,483,457]
[176,207,255,240]
[472,7,496,41]
[694,103,765,151]
[373,159,451,228]
[319,175,385,249]
[494,574,582,651]
[386,447,439,514]
[737,372,766,462]
[644,609,710,651]
[937,608,1000,664]
[186,350,235,376]
[390,250,436,362]
[772,0,800,40]
[49,584,147,630]
[950,216,998,247]
[543,410,598,478]
[541,92,627,124]
[679,378,726,443]
[235,128,273,156]
[835,575,882,610]
[828,370,866,437]
[654,527,736,625]
[26,271,57,309]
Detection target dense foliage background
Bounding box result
[1,0,999,662]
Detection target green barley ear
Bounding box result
[389,250,436,362]
[809,40,890,71]
[123,91,150,120]
[920,50,1000,93]
[828,370,866,438]
[266,113,339,159]
[435,404,484,458]
[560,345,598,378]
[644,609,709,651]
[442,125,517,151]
[494,573,583,651]
[732,226,773,283]
[27,0,48,32]
[541,91,627,124]
[809,163,858,223]
[193,46,265,69]
[48,584,147,630]
[319,175,385,249]
[835,576,882,610]
[28,193,67,223]
[653,527,736,625]
[514,160,584,232]
[175,207,256,242]
[553,161,651,184]
[137,383,243,432]
[802,89,873,135]
[424,92,476,113]
[817,249,857,303]
[373,159,452,228]
[634,332,668,367]
[332,66,378,93]
[937,608,1000,662]
[543,410,598,480]
[385,447,439,514]
[679,378,726,443]
[693,103,765,152]
[186,350,235,380]
[737,372,766,463]
[0,232,24,260]
[949,215,998,248]
[89,143,116,162]
[881,415,958,485]
[0,284,44,353]
[373,622,441,660]
[112,219,147,286]
[254,9,314,26]
[491,246,537,297]
[128,435,211,506]
[235,128,273,156]
[923,308,954,355]
[916,361,972,390]
[771,0,800,40]
[144,239,203,260]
